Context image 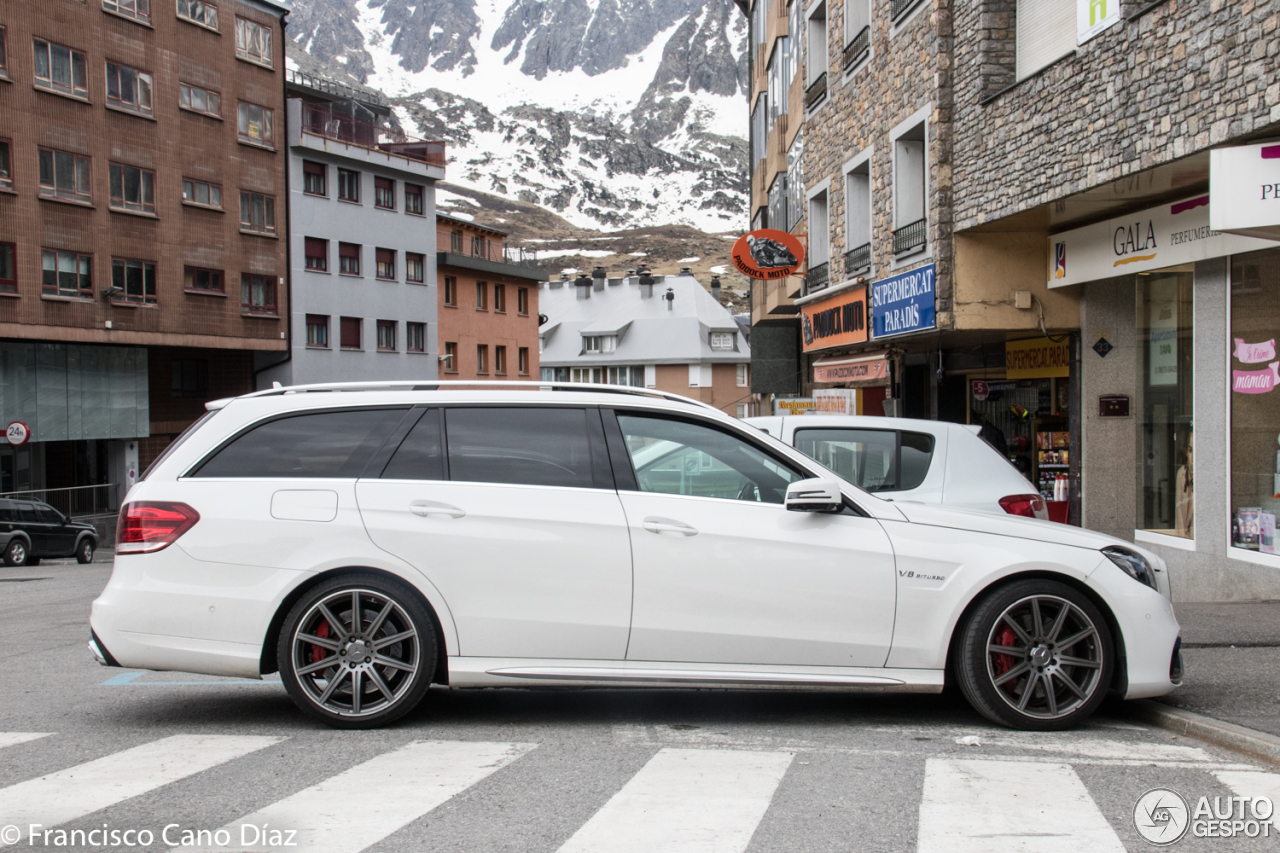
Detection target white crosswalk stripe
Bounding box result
[0,733,51,750]
[178,740,536,853]
[1215,769,1280,829]
[0,735,282,848]
[556,747,794,853]
[917,758,1126,853]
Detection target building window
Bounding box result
[1016,0,1075,80]
[845,158,872,274]
[606,366,645,386]
[892,119,927,256]
[517,287,529,316]
[805,2,828,111]
[844,0,871,70]
[38,148,91,203]
[0,139,13,191]
[476,281,488,310]
[183,265,224,293]
[584,335,616,354]
[406,252,424,283]
[518,347,529,375]
[450,230,463,252]
[786,134,804,232]
[109,163,156,213]
[179,82,220,117]
[494,345,507,375]
[339,316,362,349]
[476,344,489,374]
[177,0,218,30]
[1137,268,1194,540]
[0,27,7,79]
[374,176,394,210]
[239,191,276,234]
[444,341,458,372]
[768,173,787,235]
[103,0,151,23]
[711,332,735,350]
[406,322,426,353]
[377,320,396,352]
[171,359,209,398]
[182,178,221,209]
[106,62,153,115]
[494,283,506,313]
[338,168,359,202]
[234,16,272,67]
[405,183,424,215]
[807,188,829,290]
[306,314,329,348]
[737,363,749,387]
[444,276,456,306]
[240,273,276,314]
[42,249,92,298]
[339,242,360,275]
[376,248,395,280]
[766,37,789,126]
[0,244,14,294]
[471,235,489,259]
[237,102,274,147]
[111,258,157,304]
[303,161,326,196]
[304,237,328,271]
[33,40,88,99]
[750,94,768,166]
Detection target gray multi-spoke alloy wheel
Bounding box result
[955,579,1114,730]
[3,539,26,567]
[278,574,437,729]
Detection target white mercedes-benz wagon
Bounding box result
[89,382,1182,730]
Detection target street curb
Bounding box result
[1131,699,1280,769]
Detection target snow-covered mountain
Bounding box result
[286,0,749,232]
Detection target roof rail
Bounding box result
[237,380,723,413]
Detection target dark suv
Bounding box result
[0,498,98,566]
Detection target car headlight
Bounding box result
[1102,546,1157,590]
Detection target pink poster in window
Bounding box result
[1233,362,1280,394]
[1234,338,1277,363]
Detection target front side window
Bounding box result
[106,62,153,115]
[177,0,219,30]
[182,178,221,209]
[376,248,395,280]
[38,148,91,203]
[618,414,803,504]
[794,428,934,493]
[445,407,596,489]
[42,249,92,298]
[103,0,152,23]
[193,409,402,478]
[406,252,424,283]
[377,320,396,351]
[109,163,156,213]
[406,322,426,352]
[183,265,224,292]
[33,40,88,99]
[179,82,221,117]
[375,177,394,209]
[339,242,360,275]
[237,102,274,146]
[234,16,273,66]
[303,161,326,196]
[111,258,157,304]
[241,273,276,314]
[239,191,275,234]
[0,243,15,293]
[306,314,329,347]
[404,183,424,215]
[0,139,13,190]
[338,168,359,202]
[305,237,327,271]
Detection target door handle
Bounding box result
[642,517,698,536]
[409,500,466,518]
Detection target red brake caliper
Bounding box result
[310,619,331,669]
[991,625,1019,691]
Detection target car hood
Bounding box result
[890,501,1136,553]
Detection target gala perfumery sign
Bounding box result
[1210,141,1280,241]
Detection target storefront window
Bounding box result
[1230,248,1280,552]
[1136,268,1194,539]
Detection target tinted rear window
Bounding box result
[793,428,935,492]
[445,407,594,489]
[193,409,404,479]
[16,503,38,523]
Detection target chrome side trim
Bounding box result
[485,666,905,687]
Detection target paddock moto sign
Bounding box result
[731,229,806,279]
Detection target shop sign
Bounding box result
[5,422,30,446]
[813,389,857,415]
[1077,0,1120,44]
[1098,395,1130,418]
[972,380,991,401]
[1005,337,1070,379]
[871,264,936,338]
[1047,195,1277,288]
[812,351,889,384]
[801,286,868,353]
[731,229,806,280]
[774,397,815,416]
[1210,142,1280,241]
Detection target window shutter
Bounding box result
[1016,0,1076,80]
[340,317,361,349]
[339,243,360,259]
[305,238,326,259]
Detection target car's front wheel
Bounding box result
[76,539,95,564]
[278,573,437,729]
[955,579,1113,730]
[3,539,27,567]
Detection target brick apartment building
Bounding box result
[436,213,547,380]
[0,0,288,512]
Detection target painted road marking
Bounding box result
[0,733,52,750]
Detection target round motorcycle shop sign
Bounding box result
[5,421,30,446]
[731,229,805,280]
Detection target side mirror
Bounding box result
[784,478,844,513]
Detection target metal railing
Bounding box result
[892,218,927,256]
[804,72,827,111]
[301,103,446,167]
[891,0,923,22]
[843,26,870,71]
[806,262,830,294]
[286,69,388,107]
[0,484,119,518]
[844,241,871,274]
[503,246,541,268]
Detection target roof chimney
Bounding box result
[680,266,694,276]
[710,275,722,304]
[592,266,607,292]
[638,265,654,299]
[664,287,675,310]
[574,272,592,300]
[550,273,568,289]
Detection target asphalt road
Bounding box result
[4,559,1280,852]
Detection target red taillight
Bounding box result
[116,502,201,554]
[999,494,1046,519]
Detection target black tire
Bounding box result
[954,579,1114,731]
[277,573,437,729]
[76,539,95,564]
[3,539,26,567]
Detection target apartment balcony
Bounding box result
[805,262,830,295]
[892,218,927,256]
[844,241,871,275]
[891,0,925,22]
[298,101,445,169]
[843,26,870,72]
[286,69,388,108]
[804,72,827,111]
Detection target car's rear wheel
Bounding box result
[3,539,26,567]
[955,579,1113,730]
[76,540,95,564]
[278,574,437,729]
